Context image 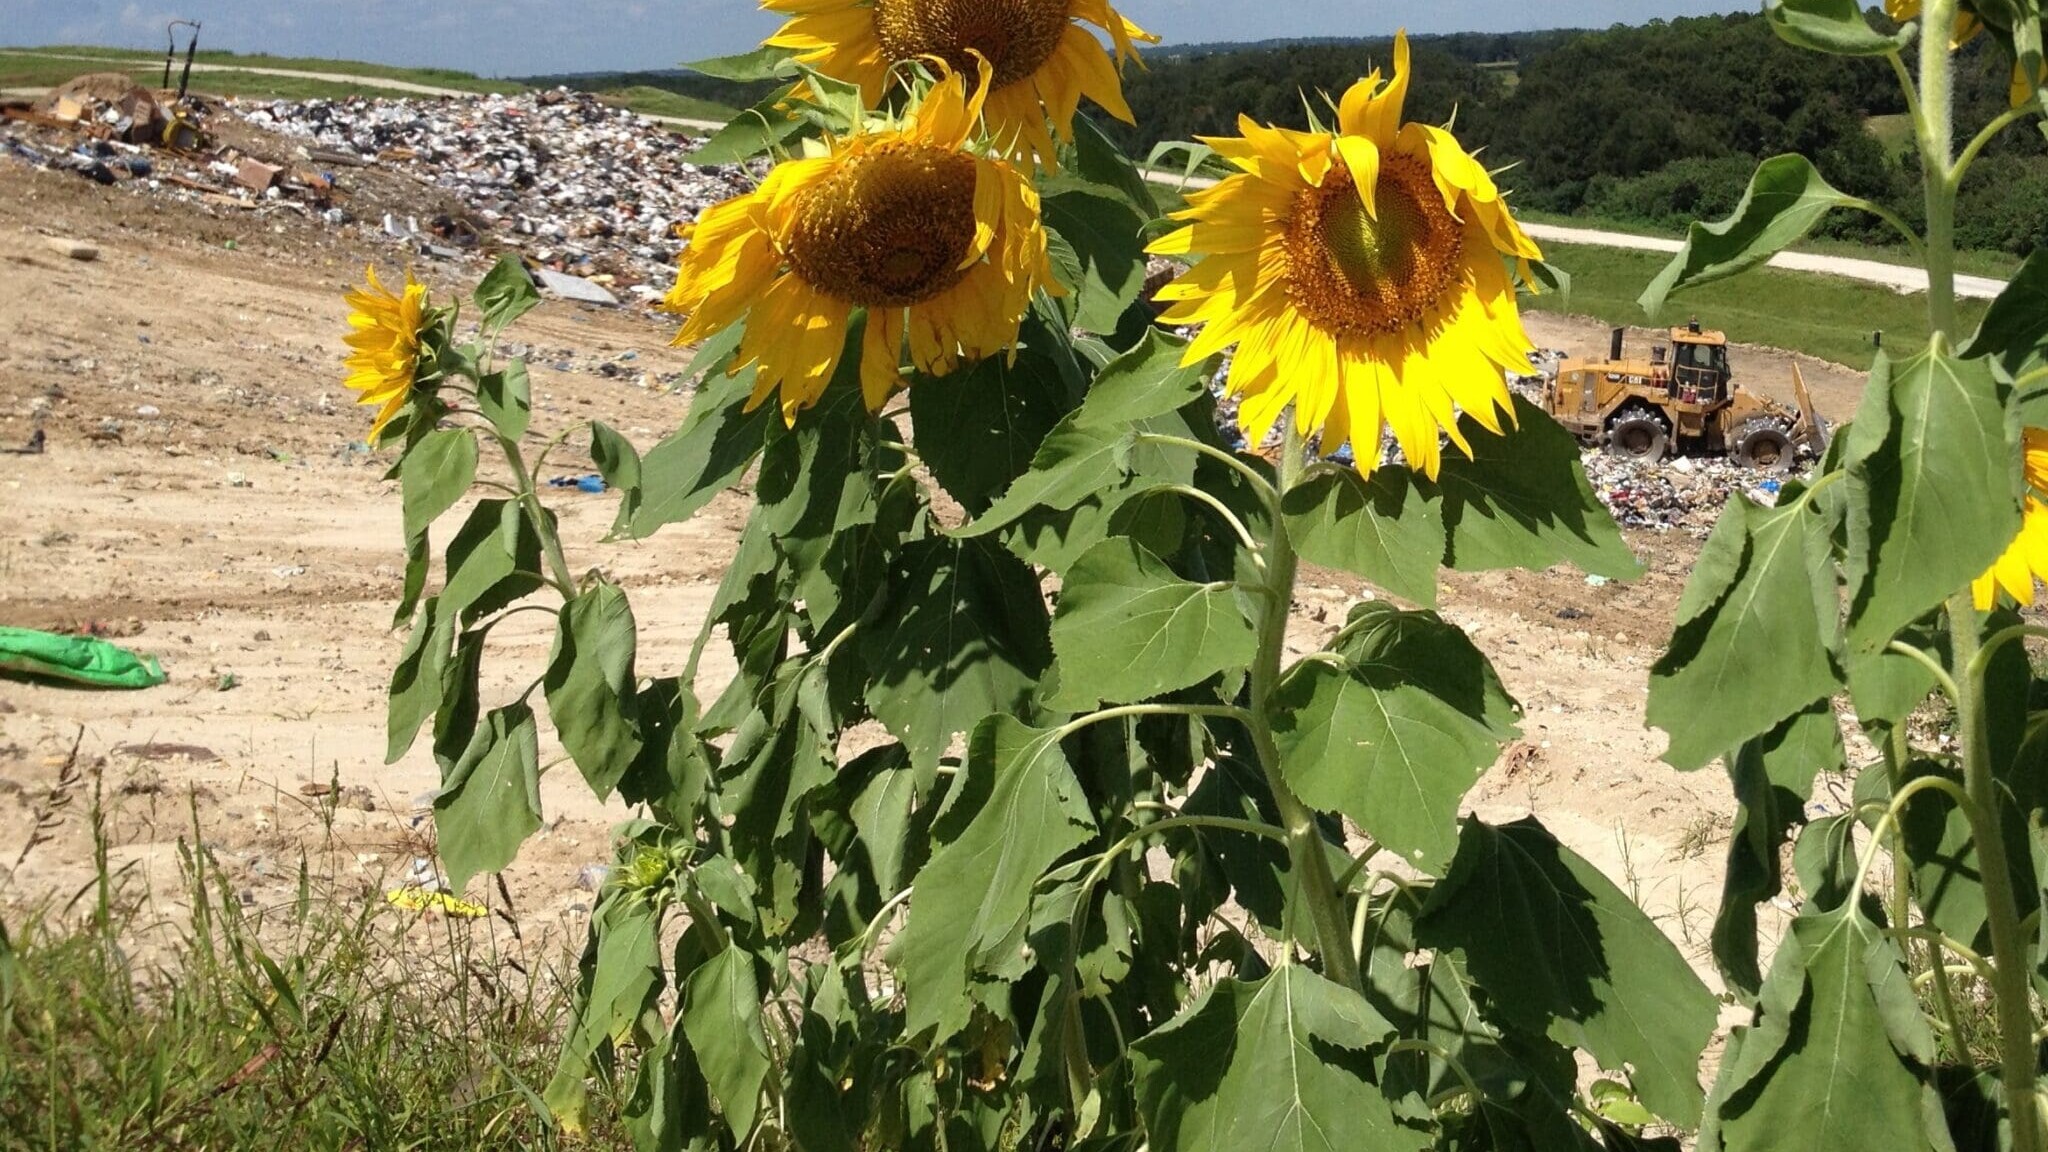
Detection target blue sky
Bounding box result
[3,1,1757,78]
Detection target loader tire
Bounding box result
[1733,417,1795,473]
[1605,413,1668,462]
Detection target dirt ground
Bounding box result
[0,143,1866,1020]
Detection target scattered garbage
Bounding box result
[0,627,167,689]
[3,85,753,300]
[1,429,46,456]
[45,236,99,261]
[114,742,221,762]
[386,888,488,918]
[576,864,612,892]
[547,473,609,494]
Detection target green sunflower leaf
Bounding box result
[624,363,775,538]
[432,703,542,893]
[1285,468,1446,606]
[1048,537,1258,707]
[1845,348,2019,651]
[1648,492,1842,770]
[1416,818,1718,1128]
[1639,155,1864,315]
[1961,248,2048,375]
[1044,186,1150,335]
[474,253,540,332]
[892,715,1096,1042]
[1131,967,1419,1152]
[543,582,645,800]
[1700,903,1945,1152]
[1438,398,1641,581]
[1763,0,1917,56]
[477,359,532,442]
[1270,653,1503,877]
[400,428,477,542]
[1714,701,1843,999]
[680,947,774,1139]
[387,595,455,764]
[909,348,1070,517]
[862,537,1053,778]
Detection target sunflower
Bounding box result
[1147,32,1542,479]
[763,0,1156,169]
[664,62,1055,422]
[1974,428,2048,609]
[343,265,430,442]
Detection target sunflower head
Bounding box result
[343,265,432,443]
[1147,32,1543,478]
[1974,427,2048,608]
[664,62,1055,423]
[764,0,1158,169]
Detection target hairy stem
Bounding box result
[493,433,578,597]
[1247,415,1359,990]
[1950,591,2045,1152]
[1918,0,1961,339]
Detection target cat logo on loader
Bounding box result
[1542,320,1829,471]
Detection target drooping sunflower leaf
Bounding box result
[1332,603,1523,740]
[433,703,542,893]
[1130,967,1420,1152]
[624,365,775,538]
[909,349,1070,517]
[1416,818,1717,1128]
[1714,701,1843,999]
[1640,155,1865,315]
[545,888,667,1130]
[1649,492,1842,770]
[1270,654,1502,877]
[1044,186,1149,335]
[683,45,798,81]
[388,595,455,764]
[892,715,1096,1042]
[1845,348,2020,651]
[440,499,546,625]
[1049,537,1258,707]
[1438,398,1641,581]
[1763,0,1917,55]
[1700,903,1945,1152]
[861,537,1053,778]
[543,582,645,800]
[474,253,541,331]
[720,660,837,936]
[1285,468,1447,606]
[477,359,532,442]
[400,428,477,542]
[680,947,773,1138]
[1961,248,2048,375]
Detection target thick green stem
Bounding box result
[1247,416,1360,990]
[1950,591,2045,1152]
[1918,0,1962,339]
[493,434,578,597]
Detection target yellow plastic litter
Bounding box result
[385,888,488,919]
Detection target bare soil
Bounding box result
[0,139,1860,1025]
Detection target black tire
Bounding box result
[1605,413,1668,462]
[1733,418,1795,472]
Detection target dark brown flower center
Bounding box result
[872,0,1073,91]
[1282,152,1466,339]
[783,142,981,308]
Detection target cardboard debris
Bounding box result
[45,237,99,261]
[234,157,282,192]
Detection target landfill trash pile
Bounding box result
[2,83,755,305]
[240,89,755,300]
[1580,450,1787,537]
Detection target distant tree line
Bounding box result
[1102,12,2048,256]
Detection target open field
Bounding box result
[3,46,524,94]
[1527,240,1992,369]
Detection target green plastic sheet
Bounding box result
[0,627,166,690]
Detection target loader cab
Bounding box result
[1661,320,1731,408]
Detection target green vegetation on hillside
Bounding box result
[595,84,739,123]
[1102,12,2048,260]
[1527,241,1989,369]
